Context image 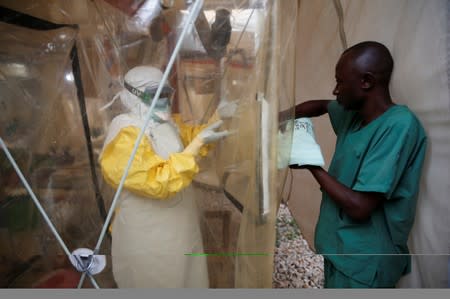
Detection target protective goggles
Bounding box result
[124,81,174,105]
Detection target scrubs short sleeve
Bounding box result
[327,100,355,134]
[352,116,426,200]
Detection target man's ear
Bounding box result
[361,72,375,90]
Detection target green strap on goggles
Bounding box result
[124,81,174,104]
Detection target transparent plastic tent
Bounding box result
[0,0,297,288]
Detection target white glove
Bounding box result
[216,98,239,119]
[183,120,230,156]
[289,118,325,167]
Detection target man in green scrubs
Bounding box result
[289,41,427,288]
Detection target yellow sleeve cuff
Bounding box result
[172,114,214,157]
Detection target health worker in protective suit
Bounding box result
[99,65,233,288]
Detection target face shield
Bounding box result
[124,80,174,105]
[123,80,174,122]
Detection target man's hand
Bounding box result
[289,164,312,169]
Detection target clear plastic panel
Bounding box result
[0,20,114,287]
[0,0,297,288]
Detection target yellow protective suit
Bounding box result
[99,113,210,288]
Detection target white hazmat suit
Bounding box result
[99,65,230,288]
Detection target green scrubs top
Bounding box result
[315,101,427,287]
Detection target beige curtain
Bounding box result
[288,0,450,288]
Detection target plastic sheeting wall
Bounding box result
[287,0,449,288]
[0,0,297,288]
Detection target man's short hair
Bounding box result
[344,41,394,85]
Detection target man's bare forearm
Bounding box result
[280,100,332,122]
[305,166,383,221]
